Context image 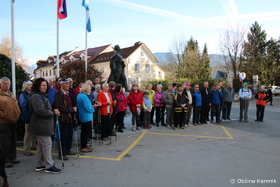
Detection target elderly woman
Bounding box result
[154,84,165,126]
[77,83,99,152]
[127,84,143,131]
[146,83,155,125]
[29,78,61,174]
[114,84,128,132]
[19,80,36,156]
[97,83,114,141]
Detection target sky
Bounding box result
[1,0,280,66]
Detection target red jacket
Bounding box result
[115,92,128,112]
[255,91,267,106]
[127,89,143,112]
[75,87,81,97]
[98,91,114,115]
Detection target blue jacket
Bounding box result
[192,90,202,107]
[48,87,57,108]
[211,89,223,105]
[77,92,95,123]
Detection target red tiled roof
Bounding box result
[36,60,48,64]
[90,42,142,64]
[87,44,112,62]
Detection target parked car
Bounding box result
[273,87,280,95]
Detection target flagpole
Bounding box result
[11,0,16,96]
[85,28,88,81]
[56,16,60,78]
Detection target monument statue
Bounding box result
[107,45,129,91]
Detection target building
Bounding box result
[34,42,165,87]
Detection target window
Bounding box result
[46,71,48,76]
[140,51,144,56]
[134,63,140,73]
[145,64,150,73]
[42,71,44,77]
[158,71,161,78]
[50,70,52,76]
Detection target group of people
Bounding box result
[0,76,273,175]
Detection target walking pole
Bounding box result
[90,116,94,151]
[56,118,64,169]
[73,123,79,157]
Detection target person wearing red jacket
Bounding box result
[255,86,268,122]
[114,84,128,132]
[127,84,143,131]
[97,83,114,141]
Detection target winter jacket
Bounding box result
[146,90,155,106]
[54,90,76,124]
[192,90,202,107]
[29,92,54,136]
[0,89,20,124]
[255,90,268,106]
[77,92,95,123]
[154,91,165,107]
[115,92,128,112]
[19,90,30,111]
[210,89,223,105]
[98,91,114,115]
[127,89,143,112]
[163,90,175,107]
[223,87,234,102]
[200,87,211,103]
[108,87,117,113]
[174,94,188,112]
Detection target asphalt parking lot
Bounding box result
[4,96,280,187]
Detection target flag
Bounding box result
[58,0,67,19]
[82,0,91,32]
[238,72,244,82]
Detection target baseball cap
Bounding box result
[185,82,191,86]
[60,78,70,84]
[243,82,248,85]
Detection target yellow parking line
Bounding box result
[16,126,233,161]
[115,132,147,161]
[203,127,218,135]
[221,126,234,139]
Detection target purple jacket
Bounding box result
[154,91,165,107]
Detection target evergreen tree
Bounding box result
[0,54,29,94]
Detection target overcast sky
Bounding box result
[1,0,280,66]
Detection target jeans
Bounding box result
[132,111,141,127]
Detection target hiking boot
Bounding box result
[35,166,46,172]
[166,125,171,129]
[132,128,136,131]
[118,129,124,133]
[136,127,141,130]
[45,166,61,174]
[227,118,231,121]
[180,127,184,129]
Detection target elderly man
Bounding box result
[164,83,175,129]
[210,84,223,124]
[222,82,235,120]
[54,78,77,160]
[239,82,252,122]
[0,77,21,168]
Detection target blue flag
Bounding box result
[82,0,91,32]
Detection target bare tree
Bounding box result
[219,26,246,78]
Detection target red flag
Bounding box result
[57,0,67,19]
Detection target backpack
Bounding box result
[19,92,43,124]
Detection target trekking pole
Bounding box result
[90,116,94,151]
[56,118,64,169]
